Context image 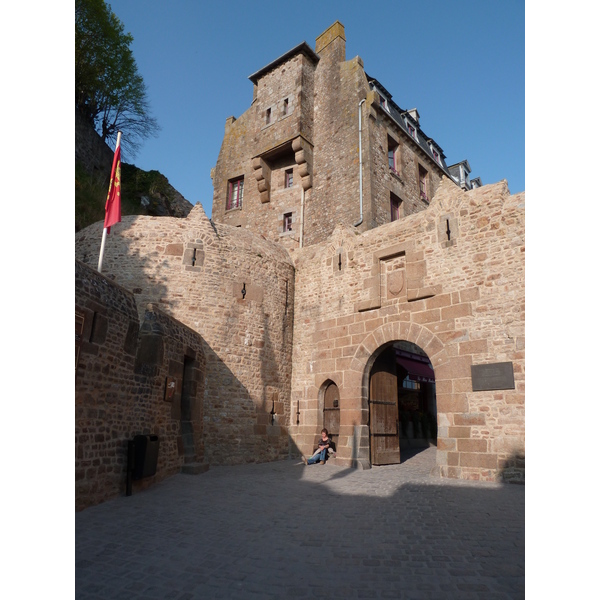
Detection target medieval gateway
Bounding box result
[75,22,524,510]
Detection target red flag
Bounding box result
[104,142,121,233]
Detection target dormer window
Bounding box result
[432,148,440,164]
[406,121,416,140]
[380,96,388,111]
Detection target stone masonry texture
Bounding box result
[75,261,206,510]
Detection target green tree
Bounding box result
[75,0,159,158]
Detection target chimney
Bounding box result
[315,21,346,61]
[407,108,420,125]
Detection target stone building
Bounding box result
[75,21,524,506]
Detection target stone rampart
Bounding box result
[75,204,297,468]
[75,260,206,510]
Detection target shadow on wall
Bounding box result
[202,342,301,466]
[500,450,525,484]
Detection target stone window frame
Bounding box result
[418,164,429,203]
[387,134,399,173]
[284,168,293,188]
[226,176,244,211]
[390,192,402,222]
[280,210,295,237]
[280,95,294,120]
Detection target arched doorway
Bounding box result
[322,381,340,450]
[369,341,436,465]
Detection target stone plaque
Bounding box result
[471,362,515,391]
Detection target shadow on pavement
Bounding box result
[76,449,524,599]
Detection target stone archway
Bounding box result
[319,380,340,450]
[368,341,437,465]
[337,321,449,470]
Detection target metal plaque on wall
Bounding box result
[471,362,515,391]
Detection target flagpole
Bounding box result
[98,131,122,273]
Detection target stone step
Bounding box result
[181,462,210,475]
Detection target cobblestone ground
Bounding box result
[76,447,524,599]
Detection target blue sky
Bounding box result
[105,0,524,217]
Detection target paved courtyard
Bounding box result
[76,447,524,599]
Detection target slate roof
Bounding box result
[366,74,450,175]
[248,42,320,85]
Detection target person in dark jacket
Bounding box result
[302,429,332,465]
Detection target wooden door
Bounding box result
[323,382,340,450]
[369,349,401,465]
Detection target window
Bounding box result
[285,169,293,188]
[227,177,244,210]
[266,107,271,124]
[387,136,399,173]
[432,148,440,163]
[282,98,288,115]
[407,123,416,139]
[390,192,402,222]
[283,212,293,232]
[418,166,428,202]
[402,376,421,390]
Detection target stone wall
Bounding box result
[75,260,206,510]
[288,178,525,482]
[211,49,318,252]
[75,203,296,467]
[364,92,443,227]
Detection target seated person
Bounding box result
[302,429,332,465]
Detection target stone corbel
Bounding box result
[292,136,313,190]
[252,157,271,204]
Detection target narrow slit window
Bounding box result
[282,98,288,115]
[283,212,293,232]
[419,165,428,202]
[266,107,271,124]
[285,169,293,188]
[387,136,399,173]
[390,192,402,222]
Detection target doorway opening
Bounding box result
[369,341,436,465]
[322,380,340,451]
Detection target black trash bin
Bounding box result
[126,434,159,496]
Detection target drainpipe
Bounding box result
[354,99,366,227]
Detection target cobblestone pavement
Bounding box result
[76,447,524,599]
